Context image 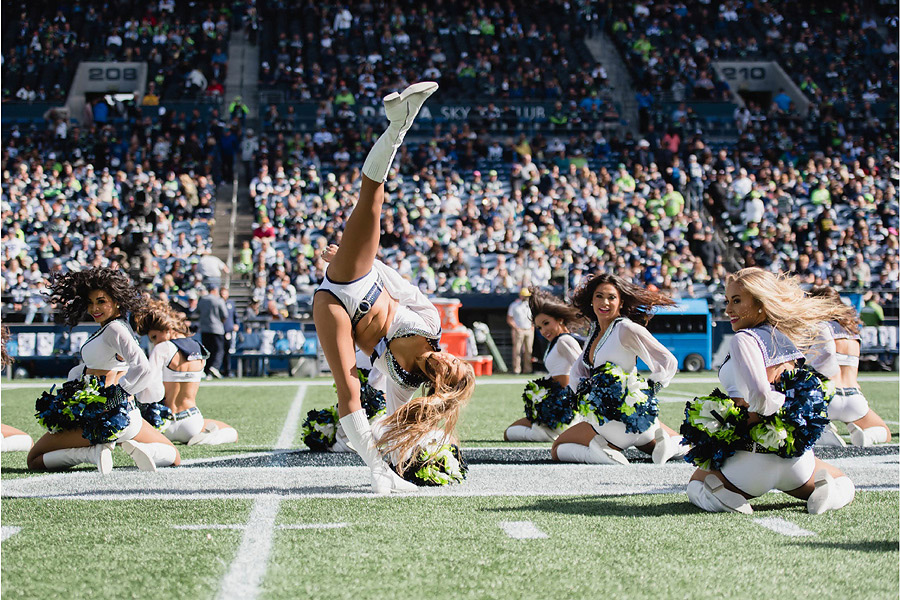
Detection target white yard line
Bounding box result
[277,523,348,530]
[215,494,281,600]
[173,524,245,530]
[752,517,816,537]
[499,520,548,539]
[1,526,22,541]
[274,384,307,450]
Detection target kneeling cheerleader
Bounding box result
[134,298,238,446]
[27,268,180,473]
[552,273,686,464]
[683,268,855,515]
[504,288,584,442]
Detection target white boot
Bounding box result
[505,424,556,442]
[187,424,238,446]
[42,443,113,474]
[847,423,889,447]
[361,82,439,182]
[554,436,629,464]
[807,470,855,514]
[1,434,34,452]
[651,427,687,464]
[120,440,177,472]
[695,474,753,514]
[339,410,418,494]
[816,422,847,447]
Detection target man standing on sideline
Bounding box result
[198,286,228,378]
[221,287,238,377]
[507,288,534,374]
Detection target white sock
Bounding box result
[505,424,555,442]
[1,434,33,452]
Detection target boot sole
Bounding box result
[383,81,439,106]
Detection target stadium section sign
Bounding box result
[65,61,148,124]
[712,61,811,117]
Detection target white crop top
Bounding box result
[568,318,678,391]
[544,334,583,377]
[718,332,787,416]
[79,318,154,397]
[149,340,205,383]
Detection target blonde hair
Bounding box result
[377,353,475,471]
[727,267,857,351]
[133,296,191,336]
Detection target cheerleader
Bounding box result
[552,274,685,464]
[1,326,33,452]
[685,268,855,515]
[808,286,891,447]
[313,81,475,495]
[27,268,180,473]
[133,298,238,446]
[504,288,584,442]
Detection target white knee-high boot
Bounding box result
[651,427,688,464]
[816,422,847,447]
[120,440,177,472]
[807,471,856,514]
[554,436,629,464]
[339,410,418,494]
[847,423,889,447]
[42,443,113,474]
[361,82,439,182]
[1,434,34,452]
[505,424,556,442]
[187,424,238,446]
[687,475,753,514]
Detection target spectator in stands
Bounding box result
[507,288,534,375]
[197,286,227,379]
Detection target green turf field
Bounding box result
[2,374,898,599]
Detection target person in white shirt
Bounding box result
[505,289,584,442]
[685,269,855,515]
[552,273,685,465]
[507,288,535,374]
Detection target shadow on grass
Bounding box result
[480,495,698,517]
[794,540,899,553]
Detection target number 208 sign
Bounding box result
[77,62,147,92]
[87,67,139,82]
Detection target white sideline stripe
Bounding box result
[215,495,281,600]
[753,517,816,537]
[1,526,22,541]
[4,374,897,390]
[274,384,307,450]
[499,520,548,539]
[174,524,245,530]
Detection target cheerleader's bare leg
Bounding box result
[1,423,33,452]
[551,422,628,464]
[504,418,556,442]
[120,420,181,472]
[27,430,113,474]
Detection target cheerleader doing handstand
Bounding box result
[313,81,475,494]
[552,274,686,464]
[27,268,180,473]
[687,268,855,515]
[505,288,584,442]
[808,286,891,447]
[134,298,238,445]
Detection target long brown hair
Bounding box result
[728,268,858,351]
[809,286,861,335]
[527,287,585,330]
[1,326,11,369]
[572,273,676,325]
[133,296,192,336]
[377,353,475,470]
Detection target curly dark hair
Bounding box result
[809,286,861,336]
[571,273,676,325]
[45,267,146,327]
[1,325,11,368]
[527,287,584,329]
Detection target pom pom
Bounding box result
[575,362,659,434]
[34,375,133,444]
[139,401,173,432]
[522,377,580,431]
[301,407,339,451]
[395,439,467,486]
[358,369,387,419]
[750,367,830,458]
[680,389,749,471]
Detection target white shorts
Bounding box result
[112,408,144,443]
[827,388,869,423]
[721,450,816,498]
[592,417,659,449]
[165,410,205,444]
